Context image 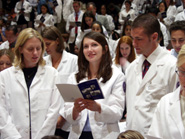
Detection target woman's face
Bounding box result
[120,43,131,59]
[178,63,185,92]
[41,6,47,14]
[125,25,131,36]
[83,38,103,65]
[19,37,42,68]
[43,38,58,56]
[101,5,106,15]
[92,23,102,33]
[125,2,131,10]
[159,3,166,12]
[0,55,12,71]
[85,17,93,28]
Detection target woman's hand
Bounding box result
[73,98,87,120]
[83,99,101,113]
[56,115,66,129]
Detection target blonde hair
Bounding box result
[177,44,185,68]
[117,130,144,139]
[14,28,45,69]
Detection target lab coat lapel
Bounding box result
[31,66,44,87]
[14,67,28,92]
[169,88,185,139]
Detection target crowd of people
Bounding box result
[0,0,185,139]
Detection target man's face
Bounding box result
[87,5,96,15]
[73,3,80,13]
[171,30,185,53]
[131,27,157,57]
[5,30,17,44]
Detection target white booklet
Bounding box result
[56,79,104,102]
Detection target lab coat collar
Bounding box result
[169,86,185,139]
[136,46,165,95]
[14,65,45,91]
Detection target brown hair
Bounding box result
[76,32,112,83]
[0,49,14,64]
[42,26,65,53]
[115,36,136,64]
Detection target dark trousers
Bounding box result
[55,129,69,139]
[79,131,93,139]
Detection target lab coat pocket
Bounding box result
[37,89,53,109]
[145,83,166,105]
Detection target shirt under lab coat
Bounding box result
[147,87,185,139]
[0,65,62,139]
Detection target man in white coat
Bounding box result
[125,14,178,137]
[66,1,84,54]
[175,0,185,21]
[169,21,185,58]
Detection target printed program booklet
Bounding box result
[56,79,104,102]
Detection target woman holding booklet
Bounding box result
[60,32,125,139]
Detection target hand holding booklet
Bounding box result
[56,79,104,102]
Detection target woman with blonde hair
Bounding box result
[0,28,61,139]
[118,130,144,139]
[0,49,14,71]
[114,36,136,73]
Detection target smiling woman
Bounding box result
[61,32,125,139]
[0,28,62,139]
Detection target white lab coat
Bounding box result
[62,0,74,22]
[61,65,125,139]
[53,0,62,23]
[163,5,177,27]
[175,10,185,21]
[44,50,78,132]
[0,65,62,139]
[34,13,54,34]
[125,46,178,137]
[66,11,84,44]
[147,87,185,139]
[14,0,32,22]
[119,9,136,25]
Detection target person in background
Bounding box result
[42,26,78,139]
[157,1,167,21]
[147,44,185,139]
[86,2,110,35]
[0,28,61,138]
[118,130,144,139]
[0,49,14,71]
[125,14,178,137]
[75,11,95,49]
[119,0,136,26]
[175,0,185,21]
[169,21,185,58]
[0,25,18,51]
[114,36,136,73]
[14,0,32,30]
[66,1,84,54]
[34,4,54,34]
[61,32,125,139]
[100,4,115,32]
[121,20,132,37]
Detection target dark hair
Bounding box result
[40,4,50,14]
[42,26,65,53]
[169,21,185,35]
[6,25,18,35]
[87,2,96,9]
[91,21,104,35]
[76,32,112,83]
[146,6,159,15]
[132,14,160,39]
[73,1,80,6]
[125,0,131,6]
[158,1,167,11]
[122,20,132,36]
[81,11,96,32]
[41,135,64,139]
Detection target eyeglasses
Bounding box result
[176,69,185,77]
